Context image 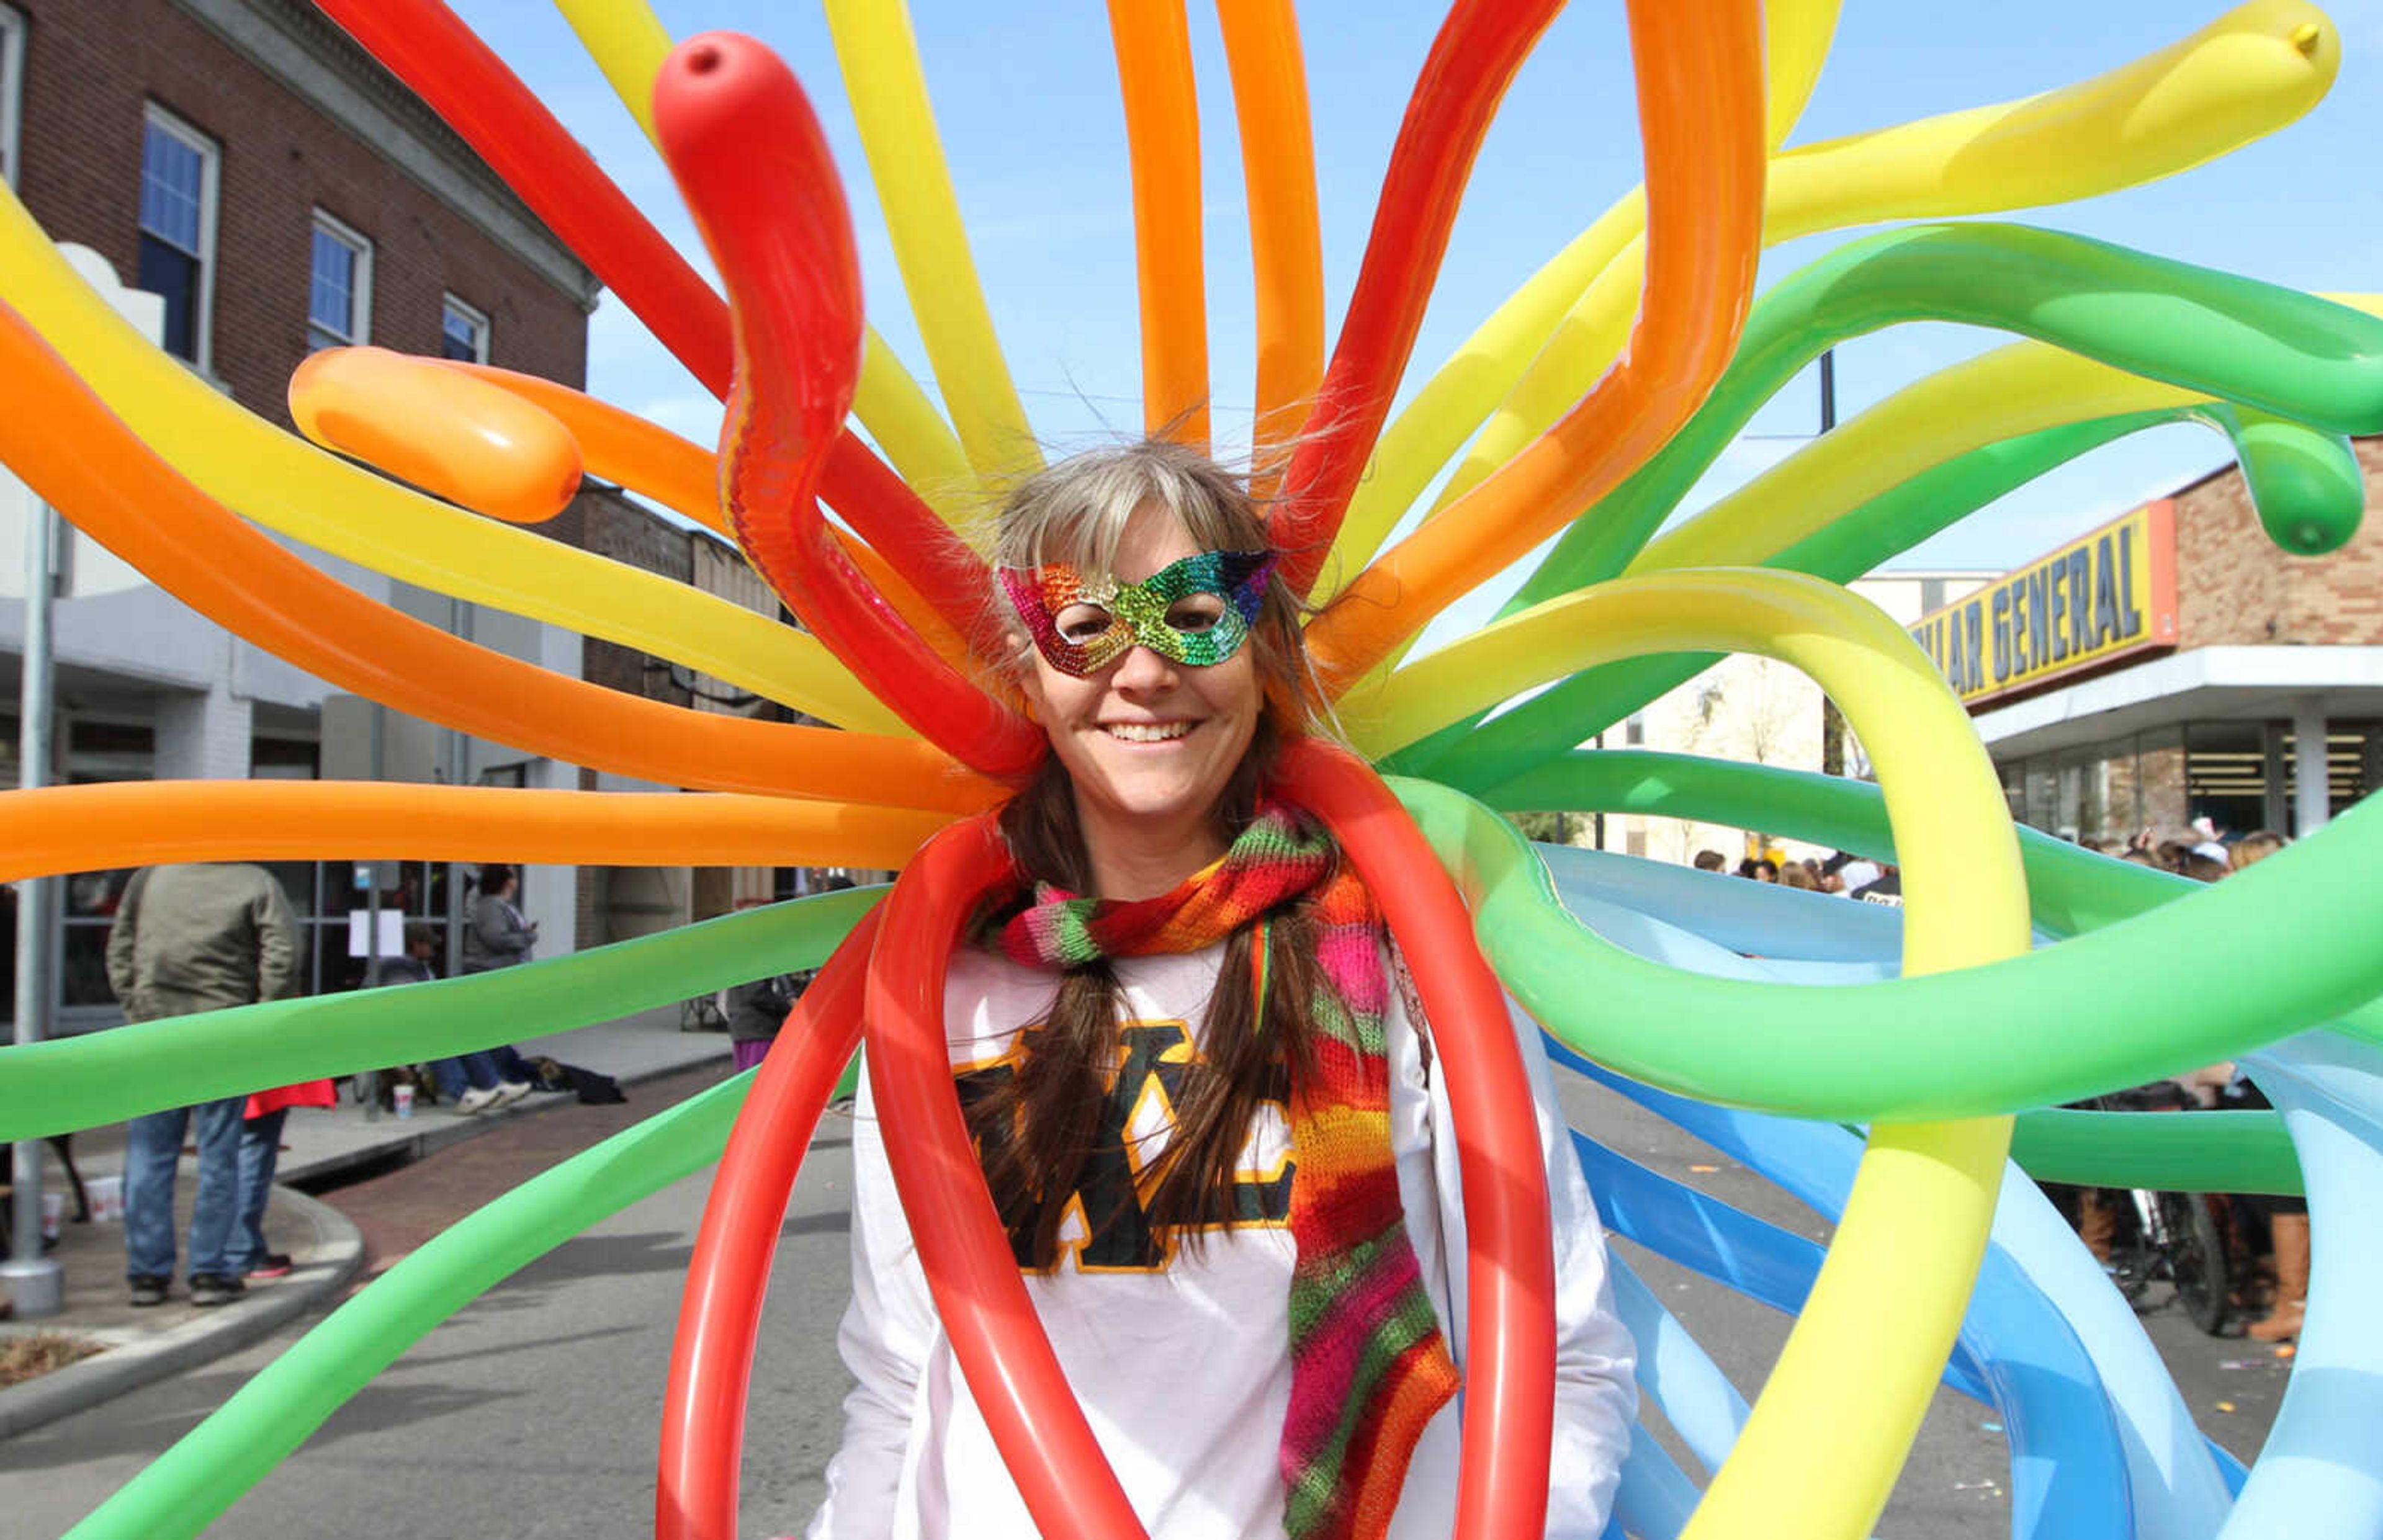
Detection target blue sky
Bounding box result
[446,2,2383,637]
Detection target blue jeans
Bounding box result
[431,1053,501,1099]
[431,1045,534,1098]
[233,1108,288,1273]
[123,1096,248,1282]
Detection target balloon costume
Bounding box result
[2,2,2381,1538]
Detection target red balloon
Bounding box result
[652,34,1045,782]
[655,913,878,1540]
[314,2,1000,671]
[1268,0,1566,598]
[1273,738,1556,1540]
[314,0,732,397]
[863,815,1151,1536]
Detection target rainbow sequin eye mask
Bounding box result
[1000,548,1278,677]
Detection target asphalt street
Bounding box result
[0,1062,2290,1538]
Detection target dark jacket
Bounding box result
[460,892,536,974]
[726,974,799,1044]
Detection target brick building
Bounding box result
[1919,439,2383,847]
[0,0,601,1023]
[6,0,591,413]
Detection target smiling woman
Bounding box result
[805,439,1638,1539]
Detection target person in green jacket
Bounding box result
[105,862,296,1307]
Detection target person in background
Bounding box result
[726,969,801,1074]
[1778,862,1819,892]
[234,1067,336,1281]
[105,863,297,1308]
[464,863,539,972]
[380,920,532,1115]
[2229,830,2287,871]
[446,866,542,1113]
[1692,849,1727,873]
[2209,831,2304,1342]
[1735,857,1779,882]
[1851,863,1903,906]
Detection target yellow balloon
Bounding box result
[549,0,984,530]
[549,0,675,142]
[1353,566,2027,1538]
[1312,0,1844,601]
[855,331,990,537]
[826,0,1044,490]
[1410,0,2338,558]
[1626,292,2383,576]
[0,189,906,735]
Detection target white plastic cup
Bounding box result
[88,1173,123,1224]
[40,1189,64,1241]
[393,1083,415,1119]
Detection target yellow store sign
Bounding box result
[1907,501,2178,708]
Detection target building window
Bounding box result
[137,103,219,370]
[308,210,373,352]
[441,293,489,362]
[0,5,25,191]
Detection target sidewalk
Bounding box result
[0,1003,733,1439]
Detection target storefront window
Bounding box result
[2186,721,2269,836]
[2024,759,2058,836]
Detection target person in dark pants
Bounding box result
[105,864,297,1307]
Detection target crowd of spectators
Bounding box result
[1695,846,1902,905]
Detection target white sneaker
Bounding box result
[491,1081,534,1108]
[454,1086,501,1115]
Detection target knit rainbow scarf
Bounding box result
[996,800,1460,1540]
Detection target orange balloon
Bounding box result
[1109,0,1209,447]
[1304,0,1767,686]
[433,360,981,670]
[1218,0,1324,489]
[0,781,952,884]
[290,346,584,525]
[0,300,998,813]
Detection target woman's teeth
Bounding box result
[1103,722,1192,743]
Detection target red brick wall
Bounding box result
[12,0,588,428]
[2175,437,2383,648]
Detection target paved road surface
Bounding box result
[0,1062,2289,1538]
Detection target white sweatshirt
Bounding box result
[807,942,1636,1539]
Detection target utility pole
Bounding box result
[3,500,64,1315]
[1817,349,1849,778]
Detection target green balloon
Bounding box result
[1474,748,2383,1050]
[1396,413,2160,786]
[0,887,882,1143]
[1387,771,2383,1121]
[2010,1108,2302,1197]
[1413,398,2359,793]
[1404,227,2383,790]
[1517,223,2383,609]
[2193,403,2366,556]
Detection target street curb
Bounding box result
[0,1186,364,1441]
[279,1043,735,1189]
[0,1050,728,1441]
